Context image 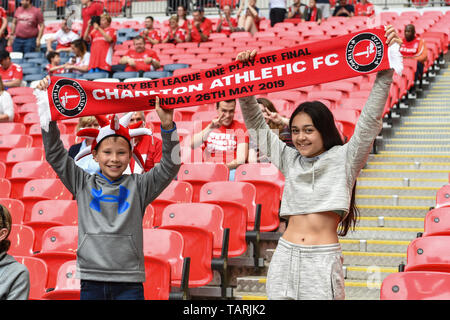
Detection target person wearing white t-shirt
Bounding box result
[65,39,90,75]
[46,19,80,53]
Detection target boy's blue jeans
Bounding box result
[80,280,145,300]
[13,37,36,54]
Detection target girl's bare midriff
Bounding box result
[282,212,341,245]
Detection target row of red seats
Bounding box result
[380,185,450,300]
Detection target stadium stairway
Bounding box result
[232,52,450,300]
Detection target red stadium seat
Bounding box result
[381,271,450,300]
[22,112,41,133]
[143,256,171,300]
[9,224,36,256]
[143,229,188,289]
[235,163,285,232]
[0,178,9,198]
[9,161,57,199]
[332,109,359,140]
[404,236,450,273]
[178,163,229,202]
[34,226,78,289]
[320,81,355,99]
[423,207,450,237]
[11,94,36,106]
[7,86,34,96]
[150,180,193,228]
[4,147,44,178]
[307,90,343,109]
[199,181,259,261]
[142,204,154,229]
[0,134,33,162]
[0,198,25,225]
[20,178,73,222]
[0,161,4,178]
[15,256,48,300]
[25,200,78,252]
[435,184,450,208]
[42,260,80,300]
[339,98,367,113]
[0,122,26,135]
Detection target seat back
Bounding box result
[9,161,56,199]
[143,256,171,300]
[16,256,48,300]
[423,207,450,237]
[40,225,78,254]
[0,123,26,135]
[5,147,44,178]
[235,163,284,232]
[162,203,225,258]
[0,134,33,162]
[151,180,193,227]
[43,260,80,300]
[381,271,450,300]
[8,224,36,256]
[0,198,25,225]
[435,184,450,208]
[405,236,450,272]
[0,178,11,198]
[178,163,229,202]
[142,228,185,287]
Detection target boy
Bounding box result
[45,51,66,75]
[37,77,180,300]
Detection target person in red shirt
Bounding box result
[88,14,117,73]
[400,24,428,83]
[127,111,162,173]
[81,0,104,42]
[45,51,67,75]
[119,36,161,73]
[139,16,161,46]
[216,4,238,36]
[0,51,23,88]
[190,99,249,180]
[162,15,186,44]
[186,7,212,43]
[0,7,7,52]
[354,0,374,17]
[177,5,189,31]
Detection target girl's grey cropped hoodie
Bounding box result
[239,69,394,218]
[42,121,181,283]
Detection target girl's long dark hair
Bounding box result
[289,101,359,237]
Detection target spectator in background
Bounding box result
[287,0,304,19]
[0,6,7,52]
[302,0,322,24]
[127,111,162,173]
[68,116,100,174]
[0,76,14,122]
[177,5,189,31]
[8,0,44,54]
[81,0,104,43]
[46,19,80,53]
[216,5,238,36]
[87,13,116,73]
[333,0,354,17]
[354,0,374,17]
[187,7,212,43]
[0,50,23,88]
[400,24,428,83]
[0,204,30,300]
[119,36,161,73]
[315,0,330,20]
[55,0,66,20]
[162,15,186,44]
[269,0,286,27]
[65,39,90,74]
[139,16,161,46]
[45,51,67,75]
[190,99,249,180]
[237,0,260,36]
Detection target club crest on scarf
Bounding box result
[346,32,384,73]
[52,78,87,117]
[74,112,152,170]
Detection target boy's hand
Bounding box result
[37,76,51,91]
[235,49,257,62]
[155,96,174,130]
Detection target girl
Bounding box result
[236,26,402,300]
[65,39,90,75]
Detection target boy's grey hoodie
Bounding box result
[42,121,181,283]
[0,252,30,300]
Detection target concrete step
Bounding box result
[342,250,407,267]
[356,194,434,207]
[365,161,450,170]
[356,216,424,228]
[381,138,450,145]
[368,154,450,163]
[345,226,422,241]
[359,169,449,179]
[377,150,450,156]
[381,145,450,153]
[356,204,429,217]
[339,239,410,253]
[356,186,439,196]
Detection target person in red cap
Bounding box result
[36,76,181,300]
